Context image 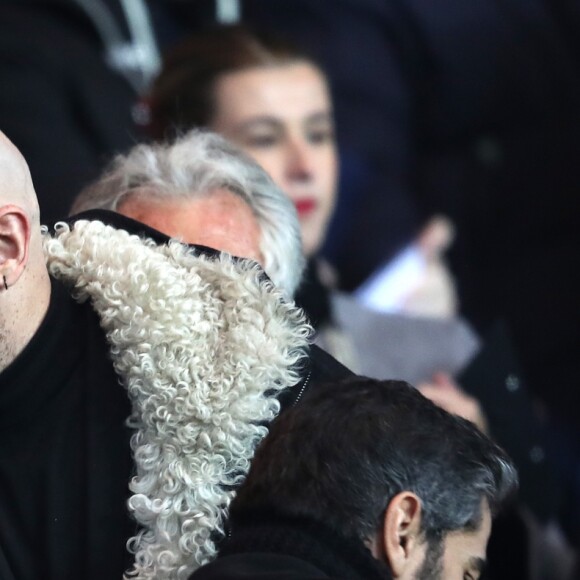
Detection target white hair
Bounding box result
[43,219,311,579]
[71,130,304,297]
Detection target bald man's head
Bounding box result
[0,131,40,223]
[1,130,50,373]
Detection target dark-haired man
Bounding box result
[189,377,518,580]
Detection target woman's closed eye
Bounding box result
[306,127,335,145]
[244,132,280,148]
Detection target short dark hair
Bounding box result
[146,25,316,140]
[231,377,518,544]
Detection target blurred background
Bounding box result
[1,1,579,577]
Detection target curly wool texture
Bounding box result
[43,220,311,580]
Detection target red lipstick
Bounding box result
[294,198,317,217]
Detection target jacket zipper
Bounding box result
[293,370,312,407]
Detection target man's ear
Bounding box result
[0,205,31,288]
[382,492,425,578]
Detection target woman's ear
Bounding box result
[0,205,31,287]
[382,491,426,579]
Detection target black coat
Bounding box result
[0,277,134,579]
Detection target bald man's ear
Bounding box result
[0,205,31,288]
[382,492,426,578]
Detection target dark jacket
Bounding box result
[0,277,134,580]
[188,512,392,580]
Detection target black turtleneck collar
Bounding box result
[221,510,392,580]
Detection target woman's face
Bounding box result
[211,61,338,257]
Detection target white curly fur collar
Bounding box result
[43,219,311,579]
